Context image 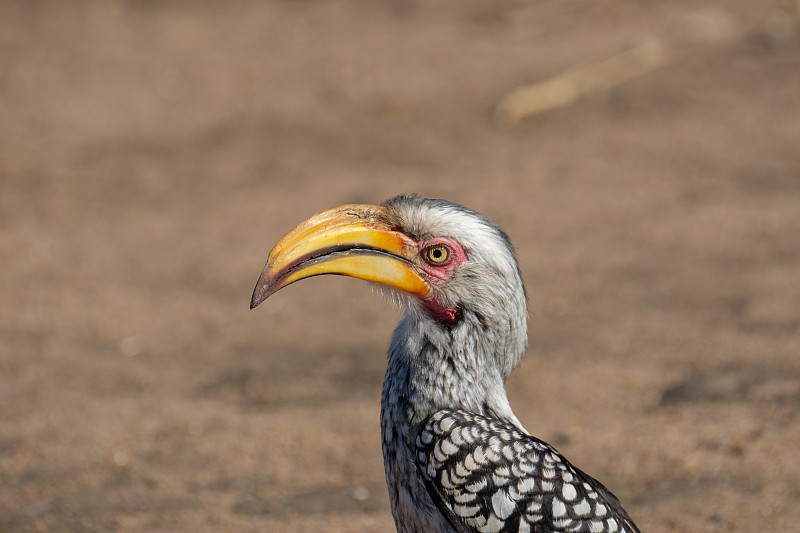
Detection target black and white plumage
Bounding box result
[416,410,638,533]
[251,194,640,533]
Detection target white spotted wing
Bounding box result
[415,409,640,533]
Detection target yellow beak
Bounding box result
[250,204,432,309]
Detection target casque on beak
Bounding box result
[250,204,432,309]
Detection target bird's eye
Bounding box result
[424,244,450,265]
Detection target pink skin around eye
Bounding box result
[417,237,467,279]
[417,237,467,325]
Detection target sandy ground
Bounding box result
[1,1,799,532]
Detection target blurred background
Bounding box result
[1,1,799,532]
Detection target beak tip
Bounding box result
[250,283,270,310]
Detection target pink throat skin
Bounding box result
[422,297,461,326]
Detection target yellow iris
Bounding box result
[425,245,450,264]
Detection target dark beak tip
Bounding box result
[250,284,269,310]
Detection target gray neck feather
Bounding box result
[385,300,526,429]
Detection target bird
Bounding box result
[250,194,640,533]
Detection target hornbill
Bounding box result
[251,194,640,533]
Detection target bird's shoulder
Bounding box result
[414,409,640,533]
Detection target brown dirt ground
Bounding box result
[2,1,799,532]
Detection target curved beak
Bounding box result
[250,204,431,309]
